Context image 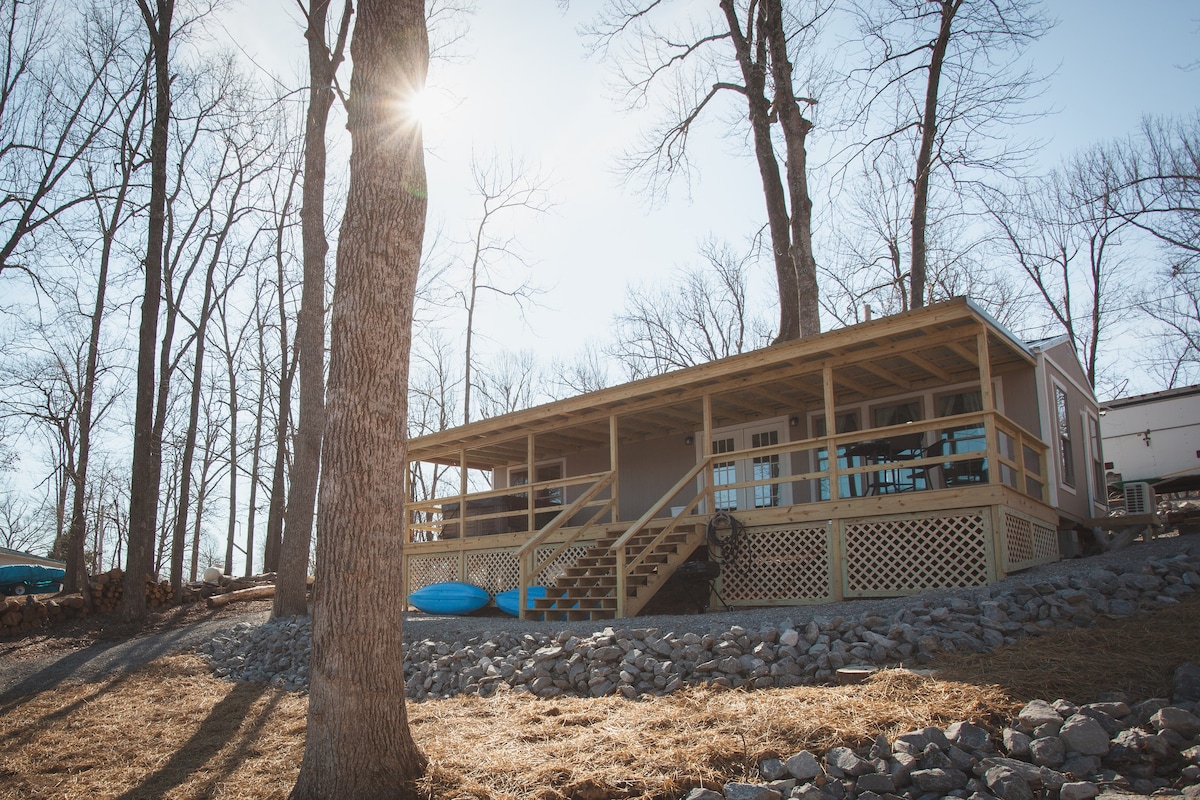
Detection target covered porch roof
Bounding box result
[408,297,1036,471]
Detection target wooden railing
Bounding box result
[515,471,617,617]
[406,470,615,542]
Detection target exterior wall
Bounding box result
[1001,369,1041,436]
[617,434,698,520]
[1036,340,1106,525]
[1102,386,1200,485]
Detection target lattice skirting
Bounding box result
[842,510,992,597]
[406,555,458,594]
[721,524,834,603]
[408,544,591,596]
[1001,509,1059,572]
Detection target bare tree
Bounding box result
[587,0,826,340]
[124,0,174,621]
[985,150,1135,390]
[274,0,353,620]
[850,0,1050,309]
[289,0,428,794]
[457,154,549,425]
[609,238,772,379]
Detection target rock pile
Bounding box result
[198,550,1200,700]
[697,671,1200,800]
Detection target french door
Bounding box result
[707,421,789,512]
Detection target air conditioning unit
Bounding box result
[1123,482,1157,515]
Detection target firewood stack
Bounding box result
[0,595,87,638]
[87,568,175,613]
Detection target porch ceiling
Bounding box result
[409,297,1035,470]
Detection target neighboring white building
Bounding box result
[0,545,64,569]
[1102,384,1200,495]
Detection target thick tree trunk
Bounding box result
[720,0,800,343]
[288,0,429,796]
[762,0,819,337]
[275,0,350,619]
[125,0,173,622]
[911,0,959,310]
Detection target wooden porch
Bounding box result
[403,299,1063,621]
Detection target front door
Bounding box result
[707,420,790,512]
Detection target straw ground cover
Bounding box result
[1,595,1197,800]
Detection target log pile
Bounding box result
[87,568,175,613]
[1,595,87,638]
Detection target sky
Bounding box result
[218,1,1200,392]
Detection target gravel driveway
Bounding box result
[2,532,1195,704]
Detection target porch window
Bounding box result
[930,388,987,488]
[814,411,860,500]
[750,430,782,508]
[508,459,566,507]
[1055,385,1075,488]
[712,437,738,511]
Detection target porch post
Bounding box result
[526,433,536,533]
[701,394,712,509]
[977,329,998,486]
[609,414,620,523]
[402,458,411,542]
[823,365,840,500]
[458,448,467,540]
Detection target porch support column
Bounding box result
[701,394,713,509]
[457,449,467,541]
[526,433,536,532]
[609,414,620,523]
[823,365,839,500]
[976,329,999,487]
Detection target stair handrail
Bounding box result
[514,471,616,619]
[609,456,712,554]
[515,470,616,558]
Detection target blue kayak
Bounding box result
[0,564,65,596]
[494,586,549,616]
[406,581,490,615]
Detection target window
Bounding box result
[1055,385,1075,488]
[813,411,861,500]
[508,460,565,506]
[703,420,789,511]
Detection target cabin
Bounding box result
[1101,384,1200,496]
[403,298,1107,621]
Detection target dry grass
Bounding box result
[1,596,1197,800]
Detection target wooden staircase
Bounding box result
[529,522,706,621]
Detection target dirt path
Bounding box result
[0,605,271,704]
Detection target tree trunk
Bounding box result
[275,0,351,619]
[911,0,959,310]
[288,0,428,796]
[125,0,173,622]
[719,0,800,343]
[762,0,819,337]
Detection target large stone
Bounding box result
[784,750,823,781]
[856,773,895,794]
[909,767,969,793]
[723,783,781,800]
[1029,736,1065,767]
[946,720,993,753]
[1151,706,1200,739]
[1002,728,1032,758]
[1059,782,1100,800]
[1019,699,1063,728]
[983,764,1035,800]
[826,746,875,777]
[1059,714,1111,756]
[760,758,788,781]
[683,790,724,800]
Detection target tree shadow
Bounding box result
[112,681,280,800]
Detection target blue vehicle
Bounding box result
[0,564,65,596]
